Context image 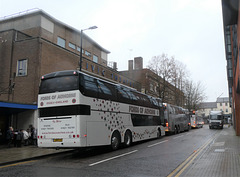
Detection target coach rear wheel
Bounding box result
[174,126,177,134]
[177,125,180,133]
[124,130,132,147]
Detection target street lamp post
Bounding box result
[79,26,98,71]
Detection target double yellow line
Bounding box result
[167,133,218,177]
[0,160,37,169]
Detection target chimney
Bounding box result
[113,62,117,70]
[134,57,143,70]
[128,60,133,71]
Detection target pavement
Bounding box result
[176,124,240,177]
[0,144,73,166]
[0,125,239,177]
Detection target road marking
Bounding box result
[148,140,168,147]
[167,132,219,177]
[0,160,37,169]
[166,149,198,177]
[173,135,184,139]
[215,149,225,152]
[89,150,138,166]
[212,142,225,146]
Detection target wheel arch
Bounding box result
[123,129,132,136]
[110,129,121,144]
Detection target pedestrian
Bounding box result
[13,130,18,147]
[16,129,23,147]
[6,126,14,148]
[22,129,29,146]
[26,128,31,145]
[0,129,2,145]
[31,127,37,146]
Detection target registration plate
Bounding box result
[53,138,63,142]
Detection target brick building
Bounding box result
[222,0,240,136]
[0,10,140,143]
[120,57,185,107]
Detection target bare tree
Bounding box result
[171,60,189,106]
[147,53,189,106]
[148,53,206,108]
[147,53,176,103]
[184,79,206,111]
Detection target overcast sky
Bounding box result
[0,0,228,102]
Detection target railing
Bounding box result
[0,8,40,20]
[108,61,118,70]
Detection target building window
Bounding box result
[220,103,222,106]
[69,42,76,49]
[101,51,107,60]
[85,50,91,57]
[57,37,65,48]
[77,47,84,55]
[227,59,232,68]
[225,102,228,106]
[228,69,233,77]
[227,45,231,53]
[17,59,27,76]
[150,83,154,91]
[226,108,228,112]
[93,55,98,63]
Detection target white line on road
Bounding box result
[173,135,184,139]
[147,140,169,148]
[89,150,138,166]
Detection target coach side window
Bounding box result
[141,94,151,107]
[82,75,98,98]
[132,91,144,106]
[97,80,117,101]
[157,99,163,107]
[149,96,159,108]
[116,86,130,104]
[126,90,138,103]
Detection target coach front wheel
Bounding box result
[111,132,121,150]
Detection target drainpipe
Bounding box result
[8,30,16,101]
